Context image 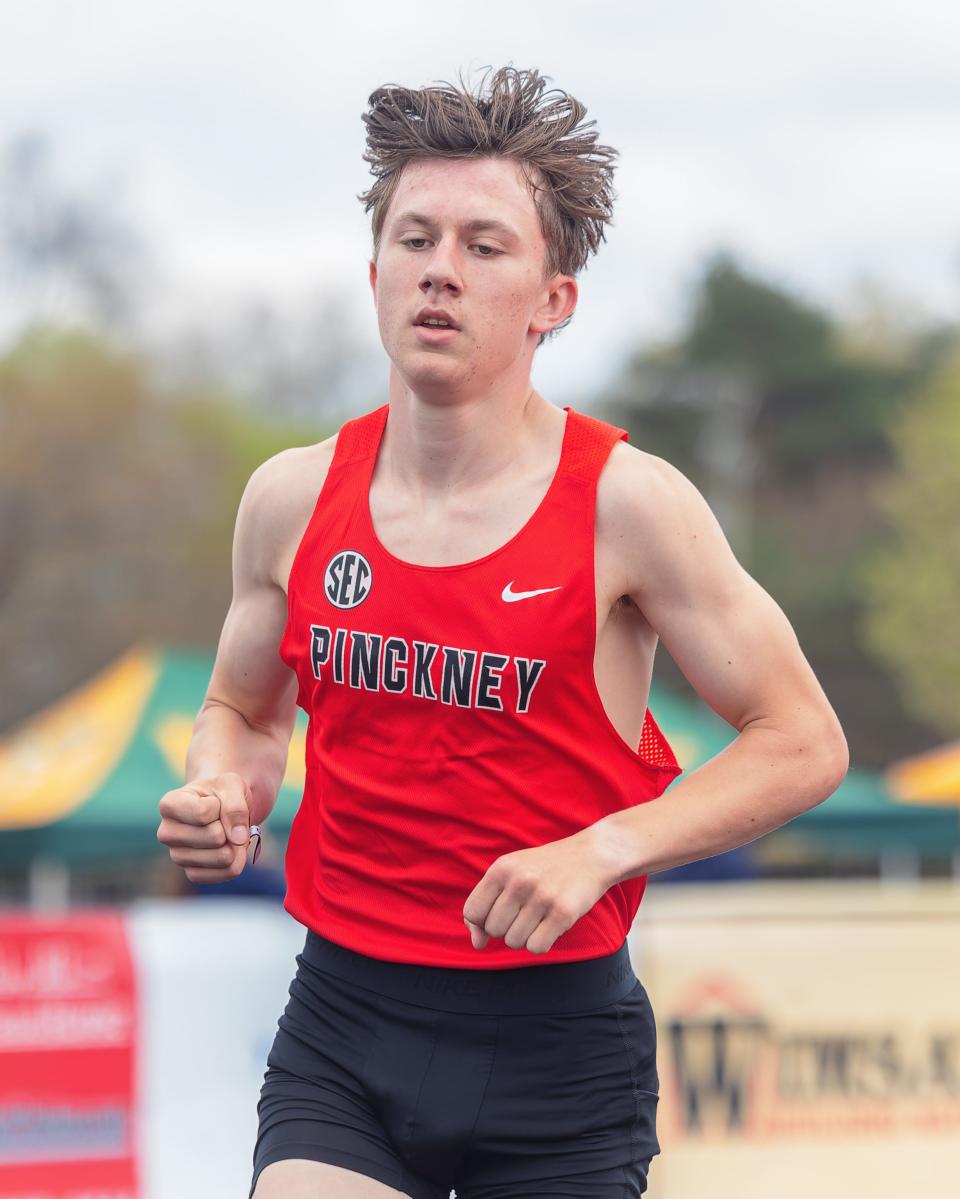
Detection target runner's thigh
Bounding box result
[253,1158,412,1198]
[454,978,661,1198]
[249,948,447,1199]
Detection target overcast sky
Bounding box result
[2,0,958,406]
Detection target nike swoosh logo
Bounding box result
[502,582,563,603]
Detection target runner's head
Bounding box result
[359,66,619,392]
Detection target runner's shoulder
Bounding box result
[598,435,747,609]
[236,432,341,578]
[597,437,686,531]
[250,432,338,495]
[248,432,340,514]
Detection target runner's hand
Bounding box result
[157,772,255,883]
[463,831,610,955]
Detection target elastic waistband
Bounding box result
[300,929,639,1015]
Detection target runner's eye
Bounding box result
[400,239,499,256]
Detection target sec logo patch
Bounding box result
[324,549,372,609]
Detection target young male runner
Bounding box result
[157,67,849,1199]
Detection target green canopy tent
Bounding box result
[771,765,960,859]
[2,643,955,879]
[0,644,307,868]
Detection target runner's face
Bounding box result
[369,156,576,391]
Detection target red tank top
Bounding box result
[277,402,683,967]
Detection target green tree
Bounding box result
[0,324,325,731]
[859,344,960,736]
[686,249,833,382]
[598,249,954,764]
[603,250,923,482]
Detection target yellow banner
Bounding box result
[887,740,960,805]
[0,646,159,828]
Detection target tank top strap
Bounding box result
[329,403,389,468]
[559,405,629,483]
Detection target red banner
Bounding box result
[0,912,139,1199]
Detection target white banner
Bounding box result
[126,900,304,1199]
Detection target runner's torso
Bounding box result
[271,408,659,757]
[270,399,683,963]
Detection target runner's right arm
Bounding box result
[157,452,301,882]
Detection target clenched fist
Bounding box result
[157,772,256,883]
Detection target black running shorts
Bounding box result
[249,929,661,1199]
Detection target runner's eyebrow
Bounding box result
[390,211,520,243]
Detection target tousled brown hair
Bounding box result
[357,65,619,345]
